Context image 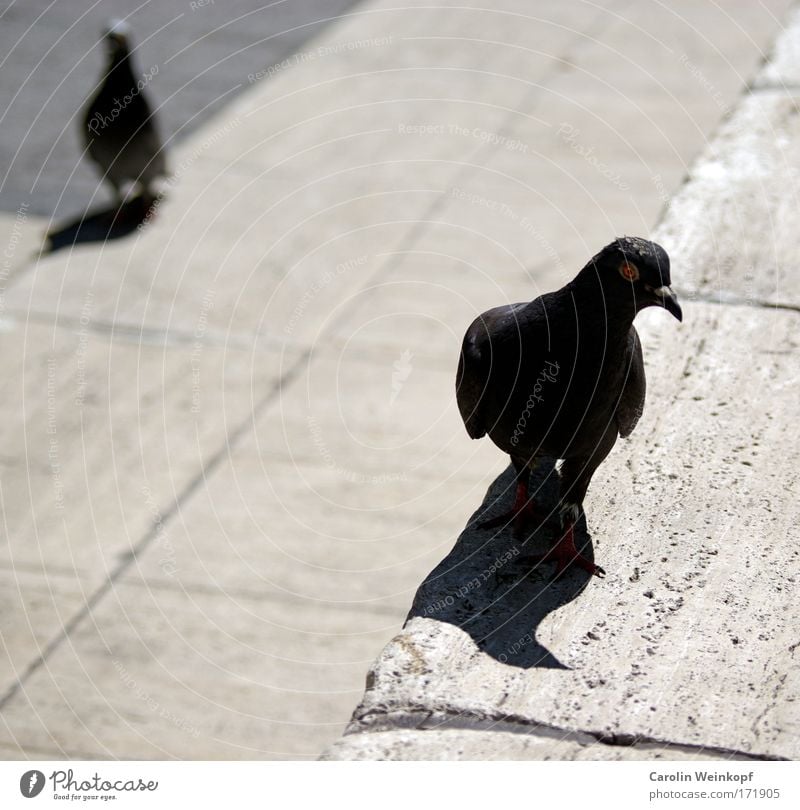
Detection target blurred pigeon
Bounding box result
[82,20,166,205]
[456,237,682,577]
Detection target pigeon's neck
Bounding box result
[568,271,637,342]
[108,50,134,77]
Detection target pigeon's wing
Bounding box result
[456,303,527,439]
[616,326,646,438]
[125,119,167,180]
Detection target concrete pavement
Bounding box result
[0,0,794,759]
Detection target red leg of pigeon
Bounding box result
[539,448,614,578]
[478,480,538,532]
[478,460,541,534]
[532,516,605,578]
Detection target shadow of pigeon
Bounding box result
[43,193,160,254]
[406,461,598,670]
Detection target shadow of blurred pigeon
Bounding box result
[456,236,683,578]
[42,193,163,255]
[82,20,167,207]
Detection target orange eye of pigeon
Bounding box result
[619,261,639,282]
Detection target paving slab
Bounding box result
[0,208,47,308]
[0,580,387,759]
[119,346,503,607]
[0,569,86,698]
[118,455,466,611]
[0,740,87,760]
[0,320,292,582]
[659,91,800,307]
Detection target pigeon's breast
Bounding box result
[485,336,626,459]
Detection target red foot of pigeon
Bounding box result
[531,521,605,578]
[477,481,541,534]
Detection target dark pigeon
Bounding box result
[82,20,167,205]
[456,236,682,578]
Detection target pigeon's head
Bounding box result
[103,19,132,58]
[597,236,682,321]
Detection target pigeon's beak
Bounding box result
[653,285,682,322]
